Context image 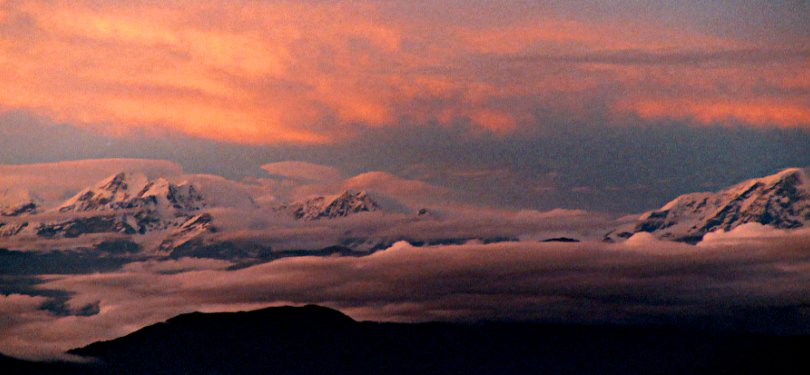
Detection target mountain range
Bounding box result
[1,174,378,244]
[0,172,215,252]
[1,168,808,254]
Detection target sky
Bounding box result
[1,0,809,212]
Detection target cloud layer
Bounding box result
[1,0,808,144]
[1,225,808,359]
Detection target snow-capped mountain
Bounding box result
[277,190,382,220]
[0,190,39,217]
[605,168,810,244]
[0,172,216,252]
[5,164,808,256]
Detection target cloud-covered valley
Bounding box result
[1,226,808,359]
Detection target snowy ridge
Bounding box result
[278,190,382,221]
[606,168,810,243]
[57,172,205,214]
[0,172,215,252]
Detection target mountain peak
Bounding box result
[608,167,810,244]
[771,167,804,178]
[280,190,381,221]
[336,189,366,199]
[57,173,205,213]
[100,172,128,191]
[57,172,134,212]
[319,190,379,219]
[723,167,806,197]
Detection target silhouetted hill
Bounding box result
[3,305,808,374]
[0,352,88,375]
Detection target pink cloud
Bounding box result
[1,1,806,145]
[261,162,344,183]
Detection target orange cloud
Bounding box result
[628,100,810,127]
[0,0,807,145]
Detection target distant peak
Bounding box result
[725,167,807,196]
[332,189,369,201]
[282,190,380,221]
[103,171,127,183]
[770,167,806,183]
[608,167,810,244]
[98,172,128,190]
[762,167,804,180]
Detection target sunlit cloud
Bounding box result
[0,0,807,145]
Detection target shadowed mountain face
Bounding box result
[0,305,797,375]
